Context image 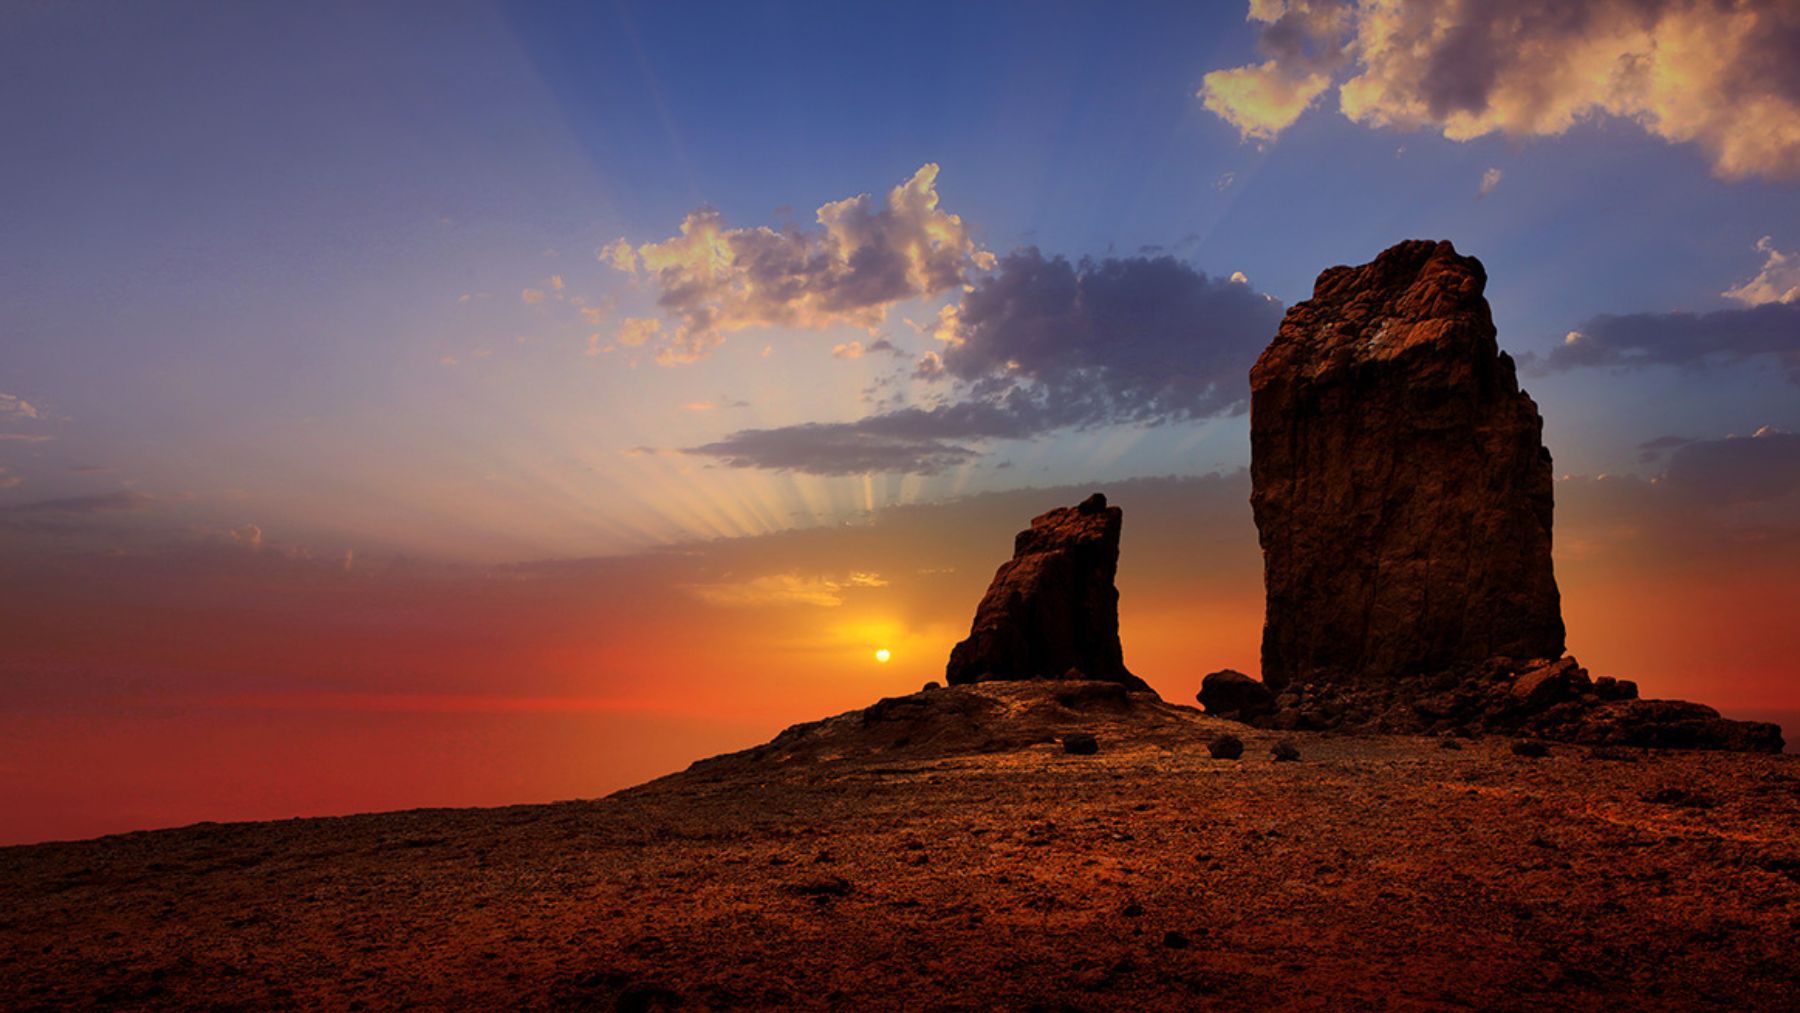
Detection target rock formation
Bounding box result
[1250,239,1564,691]
[945,493,1148,691]
[1237,240,1781,752]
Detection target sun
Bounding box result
[874,648,892,664]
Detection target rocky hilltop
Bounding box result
[1233,240,1780,752]
[946,492,1146,690]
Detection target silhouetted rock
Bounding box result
[1197,669,1274,722]
[1270,739,1301,762]
[1062,733,1099,755]
[1243,240,1782,754]
[1251,239,1564,692]
[1207,734,1244,760]
[945,493,1147,690]
[1512,740,1549,759]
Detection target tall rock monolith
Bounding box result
[1250,239,1565,693]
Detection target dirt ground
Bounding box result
[4,683,1799,1011]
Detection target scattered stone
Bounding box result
[1062,733,1099,756]
[1120,901,1144,918]
[782,876,852,898]
[1197,669,1275,722]
[921,681,941,692]
[945,493,1147,690]
[1512,741,1549,758]
[1208,734,1244,760]
[1270,739,1301,762]
[1162,931,1190,949]
[1438,738,1464,751]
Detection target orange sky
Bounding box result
[3,471,1794,845]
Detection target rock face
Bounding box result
[945,493,1147,691]
[1237,240,1782,753]
[1250,239,1565,692]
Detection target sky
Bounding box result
[4,0,1800,844]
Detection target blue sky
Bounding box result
[4,0,1799,561]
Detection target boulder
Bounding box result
[1197,669,1275,721]
[1207,733,1244,760]
[945,493,1147,690]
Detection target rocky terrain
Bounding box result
[5,682,1800,1011]
[946,492,1145,690]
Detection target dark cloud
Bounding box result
[1662,427,1800,506]
[1636,434,1695,463]
[686,251,1284,474]
[1528,302,1800,382]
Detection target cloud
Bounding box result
[1662,426,1800,507]
[521,288,546,305]
[0,434,52,443]
[0,490,153,518]
[0,466,19,490]
[1479,167,1503,196]
[1636,434,1695,463]
[684,251,1285,474]
[1201,0,1800,182]
[230,523,264,551]
[1723,236,1800,306]
[1200,60,1333,141]
[0,394,41,420]
[687,570,890,608]
[606,164,994,364]
[617,317,661,348]
[832,341,865,360]
[599,238,638,273]
[1531,301,1800,382]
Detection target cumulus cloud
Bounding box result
[832,341,865,360]
[1723,236,1800,306]
[684,251,1285,474]
[1201,0,1800,182]
[1532,301,1800,382]
[605,164,994,365]
[1479,167,1503,197]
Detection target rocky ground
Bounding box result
[4,682,1800,1011]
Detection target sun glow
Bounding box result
[874,648,892,664]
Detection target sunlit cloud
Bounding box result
[606,164,994,364]
[1530,302,1800,383]
[1479,167,1503,197]
[1723,236,1800,306]
[0,394,41,420]
[1202,0,1800,183]
[687,570,890,608]
[617,317,661,348]
[1201,60,1333,141]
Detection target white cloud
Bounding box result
[832,341,864,360]
[1723,236,1800,306]
[1479,167,1503,197]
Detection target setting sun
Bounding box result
[874,648,892,664]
